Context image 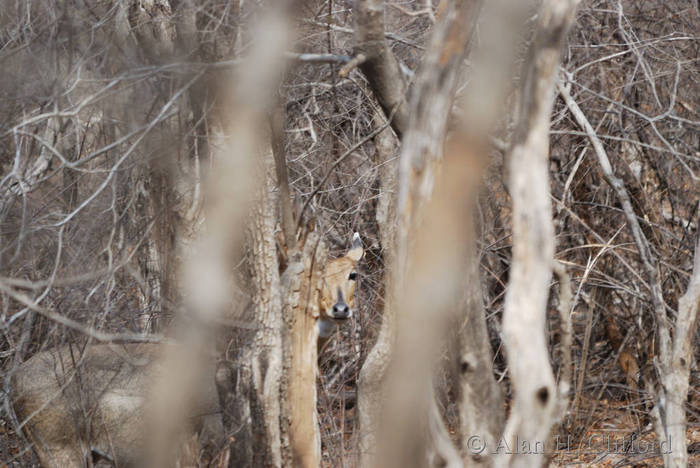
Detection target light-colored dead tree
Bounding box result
[357,108,399,465]
[663,224,700,468]
[495,1,579,468]
[356,2,482,465]
[374,126,487,468]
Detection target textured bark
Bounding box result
[271,102,297,257]
[496,2,579,468]
[552,262,574,418]
[452,245,504,467]
[280,232,327,468]
[354,0,410,137]
[377,136,486,468]
[658,230,700,468]
[216,151,284,468]
[358,111,398,466]
[251,156,286,466]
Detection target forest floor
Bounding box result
[551,396,700,467]
[4,391,700,466]
[319,391,700,468]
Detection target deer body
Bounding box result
[11,343,221,467]
[11,233,363,467]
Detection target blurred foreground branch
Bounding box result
[145,4,293,467]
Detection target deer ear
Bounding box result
[347,232,363,261]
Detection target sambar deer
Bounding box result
[10,232,363,467]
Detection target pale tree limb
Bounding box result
[496,1,579,468]
[552,262,573,409]
[664,223,700,468]
[558,80,697,468]
[279,230,327,468]
[376,135,486,468]
[552,261,573,431]
[451,0,552,464]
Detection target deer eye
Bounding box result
[348,271,357,281]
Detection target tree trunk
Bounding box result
[354,0,410,137]
[226,152,285,467]
[658,229,700,467]
[358,110,398,466]
[364,2,482,467]
[451,244,504,467]
[496,2,579,467]
[280,232,327,468]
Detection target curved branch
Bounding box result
[354,0,411,137]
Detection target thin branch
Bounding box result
[338,53,367,78]
[558,81,671,356]
[0,281,163,343]
[285,52,352,64]
[552,261,573,412]
[296,106,396,231]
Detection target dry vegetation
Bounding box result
[1,1,698,467]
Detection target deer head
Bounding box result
[317,232,364,341]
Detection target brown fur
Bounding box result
[11,343,220,467]
[319,256,359,321]
[316,235,363,352]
